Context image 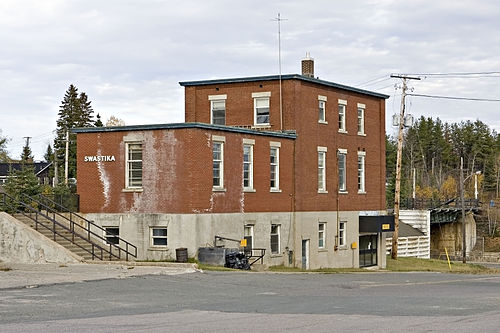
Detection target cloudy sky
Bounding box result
[1,0,499,160]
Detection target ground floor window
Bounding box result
[244,225,254,252]
[151,227,168,246]
[104,227,119,245]
[270,224,280,254]
[318,222,326,248]
[339,221,346,247]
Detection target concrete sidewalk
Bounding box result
[0,261,200,290]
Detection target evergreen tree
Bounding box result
[0,130,10,162]
[95,113,104,127]
[54,84,96,184]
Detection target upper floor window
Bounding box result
[318,95,327,123]
[209,95,227,125]
[338,149,347,192]
[357,103,365,135]
[358,151,366,193]
[270,142,280,192]
[243,139,254,191]
[212,135,225,190]
[126,143,142,189]
[338,99,347,133]
[252,92,271,125]
[318,146,327,193]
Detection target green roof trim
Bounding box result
[179,74,390,99]
[72,122,297,139]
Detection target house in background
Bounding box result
[0,162,51,187]
[74,55,393,269]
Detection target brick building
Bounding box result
[74,57,393,268]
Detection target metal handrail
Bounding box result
[0,192,112,260]
[32,194,137,260]
[244,248,266,266]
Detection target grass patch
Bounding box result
[386,256,499,274]
[197,263,242,272]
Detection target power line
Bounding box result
[408,93,500,102]
[395,71,500,77]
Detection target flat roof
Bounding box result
[179,74,390,99]
[72,122,297,139]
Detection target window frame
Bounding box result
[252,92,271,126]
[318,95,327,124]
[150,227,168,247]
[338,148,347,192]
[339,221,346,247]
[243,139,255,191]
[244,224,254,250]
[358,151,366,193]
[104,227,119,245]
[270,224,280,254]
[209,96,227,125]
[338,99,347,133]
[357,103,365,135]
[212,136,225,191]
[318,222,326,249]
[270,142,281,192]
[318,146,327,193]
[125,142,143,190]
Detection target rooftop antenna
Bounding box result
[273,13,287,131]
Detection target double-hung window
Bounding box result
[318,95,327,123]
[243,139,254,191]
[270,224,280,254]
[338,149,347,192]
[209,94,227,125]
[252,92,271,125]
[357,103,365,135]
[338,99,347,133]
[318,146,327,193]
[212,136,225,190]
[126,143,143,189]
[318,223,326,249]
[358,151,366,193]
[270,142,280,191]
[104,227,119,245]
[244,225,254,251]
[151,227,168,247]
[339,222,346,247]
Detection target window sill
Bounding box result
[337,245,348,250]
[357,133,366,136]
[244,188,256,193]
[358,191,366,195]
[338,190,348,194]
[148,247,168,251]
[213,188,226,192]
[318,248,328,252]
[338,130,348,134]
[270,253,283,258]
[122,188,143,193]
[318,190,328,194]
[318,120,328,124]
[270,189,282,193]
[252,124,271,129]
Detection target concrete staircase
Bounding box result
[13,213,114,261]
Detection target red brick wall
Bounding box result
[183,78,386,212]
[77,128,294,214]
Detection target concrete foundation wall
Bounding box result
[0,212,81,264]
[430,212,476,257]
[84,210,386,269]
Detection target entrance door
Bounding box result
[301,239,309,269]
[359,234,378,267]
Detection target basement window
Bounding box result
[104,227,119,245]
[151,227,168,247]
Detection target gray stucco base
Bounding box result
[83,210,387,269]
[0,212,81,264]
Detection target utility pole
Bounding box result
[390,74,420,259]
[460,157,466,263]
[273,13,287,131]
[64,130,69,185]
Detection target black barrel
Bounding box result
[175,248,188,262]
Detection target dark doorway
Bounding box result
[359,234,377,267]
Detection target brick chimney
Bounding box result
[301,52,314,78]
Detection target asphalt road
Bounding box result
[1,271,500,332]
